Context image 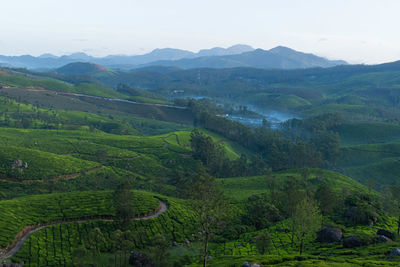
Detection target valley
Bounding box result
[0,48,400,266]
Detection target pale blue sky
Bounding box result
[1,0,400,63]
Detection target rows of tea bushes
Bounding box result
[11,196,197,266]
[211,218,400,259]
[0,144,100,181]
[0,190,159,249]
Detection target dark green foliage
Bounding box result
[254,232,272,255]
[192,109,328,171]
[190,128,225,174]
[315,181,338,215]
[290,197,322,255]
[113,181,134,228]
[149,234,170,267]
[344,192,380,225]
[185,172,230,267]
[243,194,281,230]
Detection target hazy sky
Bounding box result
[1,0,400,64]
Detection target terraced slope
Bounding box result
[0,191,196,266]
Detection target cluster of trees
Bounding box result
[191,111,328,171]
[241,173,384,255]
[189,129,268,177]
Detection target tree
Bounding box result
[149,234,170,267]
[87,227,106,256]
[187,172,229,267]
[383,185,400,235]
[315,181,337,215]
[291,197,322,255]
[72,245,88,267]
[190,129,225,175]
[244,194,281,230]
[113,180,134,228]
[254,232,272,255]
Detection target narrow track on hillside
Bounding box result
[0,200,167,260]
[17,86,187,110]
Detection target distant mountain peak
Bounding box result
[56,62,108,75]
[197,44,254,57]
[38,53,58,59]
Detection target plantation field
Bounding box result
[0,71,126,99]
[7,194,197,266]
[161,130,253,160]
[0,87,194,126]
[0,190,160,249]
[201,215,400,267]
[0,144,100,181]
[218,169,370,201]
[337,122,400,146]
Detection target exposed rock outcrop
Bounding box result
[317,227,342,243]
[343,236,363,248]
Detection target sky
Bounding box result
[1,0,400,64]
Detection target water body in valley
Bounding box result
[227,109,299,129]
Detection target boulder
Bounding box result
[317,227,342,243]
[129,251,154,267]
[242,262,251,267]
[377,229,394,240]
[343,236,363,248]
[377,235,392,243]
[387,248,400,259]
[11,159,23,169]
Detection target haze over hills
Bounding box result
[139,46,348,69]
[55,62,110,75]
[0,44,347,70]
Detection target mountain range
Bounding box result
[0,44,347,70]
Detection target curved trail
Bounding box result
[0,201,167,260]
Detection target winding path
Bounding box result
[0,201,167,260]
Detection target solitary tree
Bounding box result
[291,197,322,255]
[113,180,134,229]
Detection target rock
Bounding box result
[377,229,394,240]
[387,248,400,259]
[242,262,251,267]
[377,235,392,243]
[343,236,363,248]
[129,251,154,267]
[184,238,190,244]
[317,227,342,243]
[276,227,290,233]
[11,159,23,169]
[251,264,261,267]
